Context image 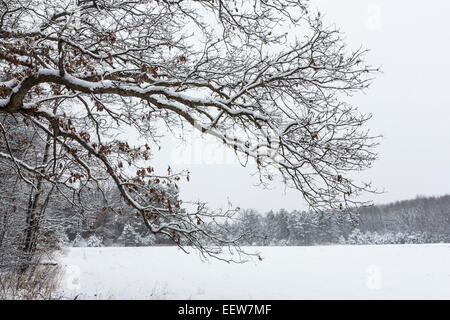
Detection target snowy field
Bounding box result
[57,244,450,300]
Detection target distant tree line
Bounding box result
[212,195,450,246]
[63,194,450,247]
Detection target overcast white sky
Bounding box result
[152,0,450,212]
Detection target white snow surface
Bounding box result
[57,244,450,300]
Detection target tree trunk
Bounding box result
[20,136,52,272]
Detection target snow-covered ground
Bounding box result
[57,244,450,299]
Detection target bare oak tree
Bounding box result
[0,0,378,259]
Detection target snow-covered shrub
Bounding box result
[340,229,434,245]
[345,229,368,245]
[137,233,156,246]
[87,235,104,247]
[338,235,347,245]
[118,223,155,247]
[72,233,86,247]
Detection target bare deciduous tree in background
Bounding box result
[0,0,378,262]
